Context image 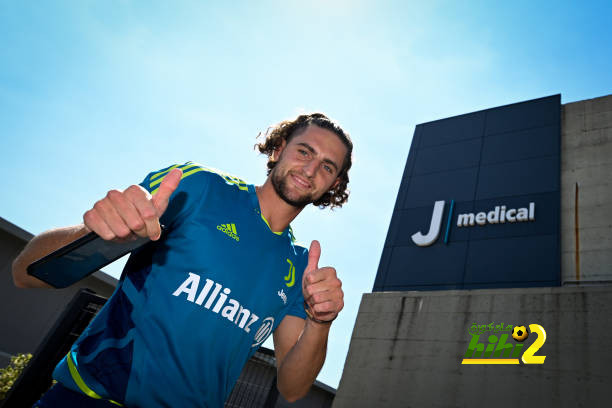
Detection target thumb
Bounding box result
[152,168,183,215]
[305,240,321,275]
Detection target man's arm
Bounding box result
[12,224,90,288]
[273,240,343,402]
[273,315,332,402]
[11,168,183,289]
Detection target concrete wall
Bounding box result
[334,287,612,408]
[561,94,612,283]
[0,218,117,367]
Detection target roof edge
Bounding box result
[0,216,34,242]
[1,216,118,286]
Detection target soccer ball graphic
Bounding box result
[512,325,529,342]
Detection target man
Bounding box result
[12,113,353,407]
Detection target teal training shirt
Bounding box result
[53,162,309,407]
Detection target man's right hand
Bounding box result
[83,168,183,241]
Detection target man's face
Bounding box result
[270,125,348,208]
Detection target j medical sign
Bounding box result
[373,95,561,292]
[413,200,536,247]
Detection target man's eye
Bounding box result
[323,165,333,173]
[298,149,308,156]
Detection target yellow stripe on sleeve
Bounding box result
[149,163,201,188]
[149,164,181,181]
[66,352,124,406]
[150,167,206,195]
[181,166,207,179]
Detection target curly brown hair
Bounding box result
[255,113,353,209]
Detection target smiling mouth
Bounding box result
[290,173,312,190]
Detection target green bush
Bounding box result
[0,353,32,400]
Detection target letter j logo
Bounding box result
[412,200,445,247]
[285,259,296,287]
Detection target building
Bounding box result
[334,94,612,407]
[0,217,117,368]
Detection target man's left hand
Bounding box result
[302,240,344,323]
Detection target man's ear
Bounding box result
[330,177,341,191]
[271,139,287,162]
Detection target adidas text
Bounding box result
[217,223,239,241]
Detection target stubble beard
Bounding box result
[270,167,315,208]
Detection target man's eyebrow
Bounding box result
[296,142,339,172]
[297,142,315,154]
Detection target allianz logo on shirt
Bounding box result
[412,200,536,247]
[172,272,273,347]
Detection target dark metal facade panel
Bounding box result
[475,156,560,199]
[480,125,559,164]
[419,111,485,148]
[484,95,560,135]
[402,167,479,209]
[385,243,468,286]
[393,126,422,211]
[373,246,393,290]
[464,235,560,285]
[374,94,561,292]
[413,138,482,175]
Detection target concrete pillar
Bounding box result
[560,94,612,283]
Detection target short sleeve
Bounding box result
[285,287,307,320]
[138,162,211,230]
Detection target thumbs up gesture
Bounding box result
[302,240,344,324]
[83,168,183,241]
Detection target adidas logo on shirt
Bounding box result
[217,223,239,241]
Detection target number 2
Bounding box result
[521,324,546,364]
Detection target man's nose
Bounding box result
[303,159,318,177]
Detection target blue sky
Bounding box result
[2,1,611,389]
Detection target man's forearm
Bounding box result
[12,224,89,288]
[276,319,331,402]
